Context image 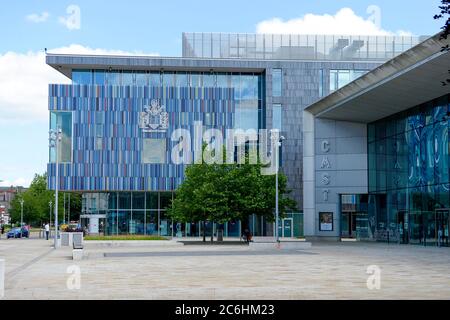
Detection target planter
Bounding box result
[60,232,83,247]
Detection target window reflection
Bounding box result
[50,111,72,163]
[272,69,282,97]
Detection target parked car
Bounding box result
[7,227,29,239]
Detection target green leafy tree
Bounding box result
[9,173,82,227]
[168,151,296,242]
[168,162,231,242]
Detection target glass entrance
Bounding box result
[436,209,450,247]
[341,212,356,238]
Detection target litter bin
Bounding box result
[217,229,224,242]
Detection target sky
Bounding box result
[0,0,444,187]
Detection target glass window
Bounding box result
[132,193,145,210]
[146,192,158,210]
[203,73,215,88]
[149,72,161,87]
[216,73,230,88]
[231,74,241,100]
[272,69,282,97]
[50,111,72,163]
[162,72,175,87]
[142,139,166,164]
[135,71,148,86]
[122,71,134,86]
[93,70,106,85]
[72,69,92,85]
[160,192,172,210]
[241,75,258,100]
[190,72,202,88]
[273,104,282,130]
[175,72,188,87]
[108,70,122,86]
[118,192,131,210]
[330,70,368,92]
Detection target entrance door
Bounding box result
[435,209,450,247]
[282,218,293,238]
[341,212,357,238]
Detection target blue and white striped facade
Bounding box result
[48,84,237,192]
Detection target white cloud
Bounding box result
[58,4,81,30]
[26,12,50,23]
[0,177,31,188]
[256,8,413,36]
[0,45,160,124]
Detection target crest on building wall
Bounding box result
[139,99,169,133]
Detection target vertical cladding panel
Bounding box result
[48,84,236,192]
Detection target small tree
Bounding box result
[9,173,82,226]
[168,151,297,242]
[168,163,230,242]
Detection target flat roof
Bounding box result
[46,54,380,80]
[304,33,450,123]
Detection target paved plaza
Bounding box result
[1,236,450,300]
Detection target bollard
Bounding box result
[0,259,4,299]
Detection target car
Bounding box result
[7,227,29,239]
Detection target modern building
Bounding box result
[304,32,450,245]
[46,32,428,238]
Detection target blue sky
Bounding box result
[0,0,444,187]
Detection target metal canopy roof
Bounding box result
[305,33,450,123]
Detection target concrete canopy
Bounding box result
[305,33,450,123]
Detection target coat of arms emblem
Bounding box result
[139,99,169,132]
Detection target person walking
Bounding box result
[0,224,4,239]
[44,222,50,240]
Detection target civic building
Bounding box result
[46,32,449,244]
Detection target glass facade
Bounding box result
[368,94,450,246]
[71,69,264,131]
[81,192,296,238]
[329,70,367,92]
[182,33,426,61]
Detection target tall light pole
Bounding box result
[19,199,24,238]
[271,130,285,243]
[49,128,62,249]
[49,201,52,236]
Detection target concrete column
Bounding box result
[302,110,315,237]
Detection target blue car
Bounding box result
[7,227,29,239]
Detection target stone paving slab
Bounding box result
[1,239,450,300]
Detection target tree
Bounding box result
[9,173,82,226]
[168,163,231,242]
[434,0,450,40]
[167,152,297,242]
[434,0,450,86]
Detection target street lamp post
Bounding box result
[49,128,62,249]
[49,201,52,237]
[19,199,24,238]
